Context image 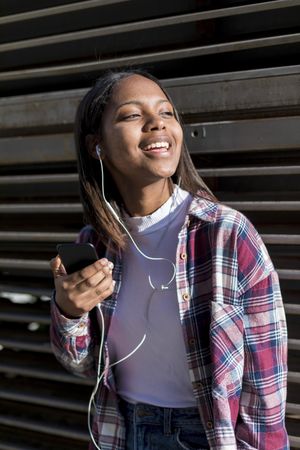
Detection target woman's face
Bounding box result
[99,74,183,190]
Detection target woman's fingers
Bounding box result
[95,280,116,303]
[73,261,113,294]
[92,272,115,302]
[50,255,67,277]
[49,253,114,317]
[71,264,114,304]
[68,258,113,288]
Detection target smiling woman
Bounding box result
[49,69,289,450]
[74,70,215,250]
[91,75,184,214]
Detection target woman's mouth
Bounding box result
[141,141,170,153]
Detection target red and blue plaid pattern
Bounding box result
[50,195,289,450]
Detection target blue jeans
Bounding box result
[119,400,210,450]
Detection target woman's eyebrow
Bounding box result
[116,99,170,110]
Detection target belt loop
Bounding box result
[164,407,172,435]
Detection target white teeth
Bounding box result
[143,141,170,151]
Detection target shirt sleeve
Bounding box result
[49,225,101,378]
[235,215,289,449]
[50,291,98,378]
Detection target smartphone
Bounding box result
[56,243,99,274]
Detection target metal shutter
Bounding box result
[0,1,299,448]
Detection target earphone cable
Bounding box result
[87,305,146,450]
[97,147,176,290]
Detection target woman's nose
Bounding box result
[143,115,166,131]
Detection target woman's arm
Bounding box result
[50,293,99,378]
[233,213,289,449]
[49,226,113,378]
[236,270,289,450]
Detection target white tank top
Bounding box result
[107,186,197,407]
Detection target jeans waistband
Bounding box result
[119,399,204,430]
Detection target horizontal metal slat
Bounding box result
[0,415,89,442]
[0,388,87,413]
[0,135,75,164]
[288,339,300,351]
[0,90,85,130]
[277,270,300,281]
[0,284,51,297]
[0,311,50,324]
[186,116,300,154]
[0,232,77,242]
[0,0,129,25]
[0,363,93,385]
[225,201,300,211]
[0,203,82,213]
[199,166,300,177]
[0,259,51,270]
[289,435,300,448]
[0,339,52,354]
[166,67,300,117]
[1,32,300,82]
[2,0,300,53]
[260,235,300,245]
[0,174,78,185]
[286,402,300,415]
[284,304,300,315]
[287,371,300,383]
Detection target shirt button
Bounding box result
[78,322,85,328]
[182,293,190,301]
[189,337,196,345]
[180,252,187,260]
[206,421,213,429]
[196,382,203,389]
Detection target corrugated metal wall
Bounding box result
[0,1,299,448]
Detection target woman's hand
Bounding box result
[50,255,115,318]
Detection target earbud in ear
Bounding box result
[96,144,101,158]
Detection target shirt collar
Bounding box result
[188,193,218,223]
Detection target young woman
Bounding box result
[50,70,289,450]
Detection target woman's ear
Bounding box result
[85,134,104,160]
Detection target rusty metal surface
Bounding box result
[0,0,299,448]
[2,1,300,53]
[2,69,300,133]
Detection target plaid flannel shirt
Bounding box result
[50,195,289,450]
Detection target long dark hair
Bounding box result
[75,69,216,250]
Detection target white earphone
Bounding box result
[87,143,178,450]
[95,144,101,158]
[94,143,176,290]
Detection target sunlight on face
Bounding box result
[100,74,183,190]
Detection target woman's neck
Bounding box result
[121,179,172,217]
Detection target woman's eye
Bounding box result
[161,111,174,117]
[123,113,140,120]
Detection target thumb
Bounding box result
[50,255,67,278]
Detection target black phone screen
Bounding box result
[56,243,99,274]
